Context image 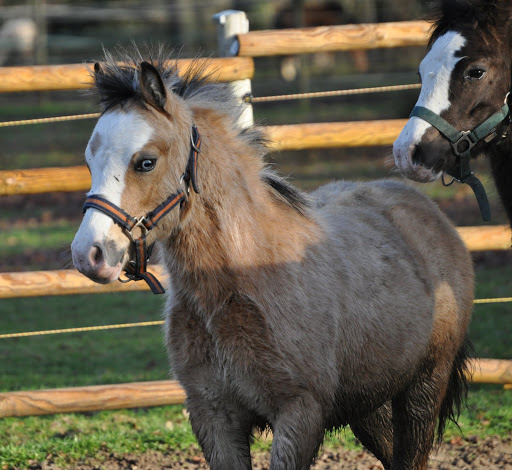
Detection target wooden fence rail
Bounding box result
[236,20,430,57]
[0,57,254,93]
[0,358,509,418]
[0,120,410,196]
[1,223,510,299]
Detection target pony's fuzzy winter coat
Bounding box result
[73,46,474,470]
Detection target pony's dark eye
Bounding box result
[134,158,157,172]
[465,66,487,81]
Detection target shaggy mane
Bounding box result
[428,0,511,48]
[90,45,310,216]
[92,45,235,113]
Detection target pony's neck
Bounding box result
[489,130,512,226]
[161,124,320,308]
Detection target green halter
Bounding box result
[409,103,509,222]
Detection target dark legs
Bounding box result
[269,396,326,470]
[185,367,456,470]
[349,364,456,470]
[390,369,451,470]
[350,402,394,470]
[186,396,253,470]
[188,394,327,470]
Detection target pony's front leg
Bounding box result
[270,397,325,470]
[186,394,253,470]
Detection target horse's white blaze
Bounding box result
[393,32,466,178]
[71,109,154,274]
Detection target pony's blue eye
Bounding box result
[135,158,157,172]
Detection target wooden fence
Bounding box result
[0,15,510,418]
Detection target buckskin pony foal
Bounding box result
[71,49,474,470]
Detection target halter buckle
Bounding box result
[126,216,149,241]
[451,131,477,156]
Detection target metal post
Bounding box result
[212,10,254,128]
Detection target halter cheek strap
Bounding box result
[183,125,201,194]
[409,103,510,222]
[81,125,201,295]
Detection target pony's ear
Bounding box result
[140,61,167,111]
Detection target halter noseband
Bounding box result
[409,102,510,222]
[82,125,201,294]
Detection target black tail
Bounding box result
[436,335,474,443]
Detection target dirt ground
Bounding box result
[27,436,512,470]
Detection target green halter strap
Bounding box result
[409,103,510,222]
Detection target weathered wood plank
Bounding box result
[237,20,431,57]
[0,120,410,195]
[0,57,255,93]
[0,223,510,300]
[264,119,408,151]
[0,380,186,417]
[0,359,508,418]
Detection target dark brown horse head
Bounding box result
[393,0,512,183]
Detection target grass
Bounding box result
[0,407,198,469]
[0,293,168,390]
[1,221,78,258]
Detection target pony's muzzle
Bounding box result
[72,234,126,284]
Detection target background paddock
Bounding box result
[0,4,510,469]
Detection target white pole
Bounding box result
[212,10,254,128]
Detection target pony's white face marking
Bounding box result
[393,31,467,180]
[71,109,154,280]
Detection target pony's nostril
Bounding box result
[411,145,423,165]
[89,244,104,268]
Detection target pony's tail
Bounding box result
[436,335,474,444]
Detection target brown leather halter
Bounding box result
[82,125,201,294]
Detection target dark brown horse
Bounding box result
[72,48,474,470]
[393,0,512,224]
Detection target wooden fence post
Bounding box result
[212,10,254,128]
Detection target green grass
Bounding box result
[0,293,168,391]
[0,407,198,469]
[0,221,78,258]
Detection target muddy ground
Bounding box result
[26,436,512,470]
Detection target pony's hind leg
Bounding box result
[390,366,454,470]
[391,338,471,470]
[349,402,393,470]
[186,395,253,470]
[270,396,326,470]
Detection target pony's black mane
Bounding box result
[91,45,230,113]
[428,0,511,47]
[90,45,310,216]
